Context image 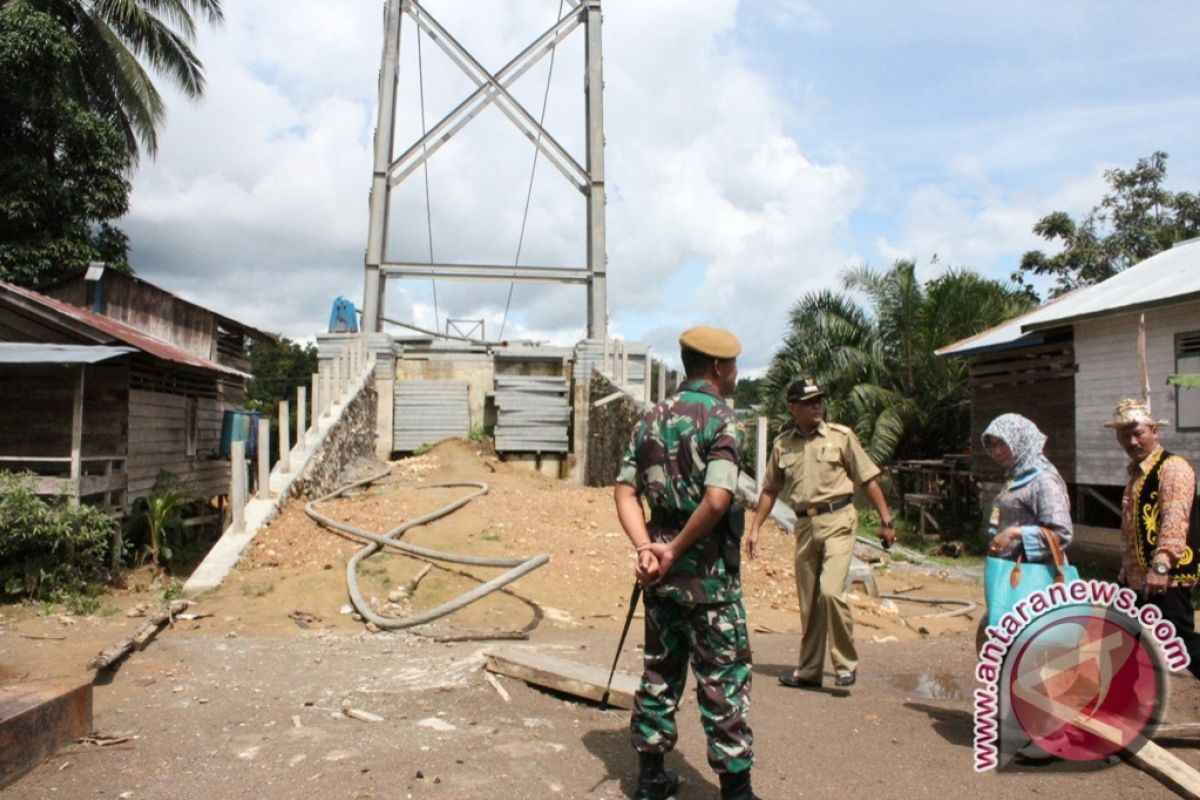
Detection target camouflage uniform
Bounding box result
[616,379,754,775]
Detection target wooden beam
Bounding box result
[1127,739,1200,796]
[485,647,640,710]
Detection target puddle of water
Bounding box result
[891,672,967,701]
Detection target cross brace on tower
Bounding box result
[361,0,608,340]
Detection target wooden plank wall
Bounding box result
[1074,303,1200,486]
[45,276,218,363]
[127,387,234,501]
[0,364,127,460]
[968,338,1076,483]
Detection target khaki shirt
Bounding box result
[762,421,880,511]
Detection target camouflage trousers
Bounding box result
[630,594,753,774]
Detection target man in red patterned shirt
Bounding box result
[1107,399,1200,678]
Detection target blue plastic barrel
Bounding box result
[219,410,260,458]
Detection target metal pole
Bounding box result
[231,441,246,533]
[278,401,291,475]
[657,357,666,401]
[257,419,270,500]
[363,0,402,333]
[584,0,607,340]
[756,415,768,496]
[620,341,628,386]
[602,336,610,376]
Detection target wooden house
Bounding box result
[938,237,1200,555]
[0,271,272,512]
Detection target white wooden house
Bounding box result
[939,237,1200,557]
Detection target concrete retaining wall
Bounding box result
[586,371,645,487]
[289,379,378,499]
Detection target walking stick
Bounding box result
[601,581,642,709]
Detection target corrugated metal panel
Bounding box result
[0,343,136,364]
[494,376,569,453]
[393,380,469,451]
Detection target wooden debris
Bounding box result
[343,707,384,723]
[1155,723,1200,741]
[18,634,66,641]
[1128,739,1200,796]
[428,631,529,643]
[484,672,511,703]
[77,734,131,747]
[408,564,433,593]
[288,610,321,629]
[485,647,640,710]
[88,600,190,671]
[175,612,212,621]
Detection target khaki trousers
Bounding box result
[792,504,858,680]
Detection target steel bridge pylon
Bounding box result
[361,0,608,341]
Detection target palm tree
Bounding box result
[5,0,223,159]
[759,260,1034,464]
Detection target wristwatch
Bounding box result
[1152,562,1171,576]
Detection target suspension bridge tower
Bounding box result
[361,0,608,342]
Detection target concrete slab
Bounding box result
[0,679,92,789]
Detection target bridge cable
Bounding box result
[498,0,567,341]
[415,20,440,334]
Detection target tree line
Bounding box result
[1,1,1194,468]
[0,0,221,288]
[753,152,1198,465]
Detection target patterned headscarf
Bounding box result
[982,413,1054,479]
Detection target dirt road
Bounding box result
[3,441,1198,798]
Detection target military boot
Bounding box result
[633,752,679,800]
[719,769,760,800]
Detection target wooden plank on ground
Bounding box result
[0,679,92,790]
[1156,723,1200,741]
[485,647,640,710]
[1128,739,1200,797]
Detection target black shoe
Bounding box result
[834,671,856,687]
[778,674,822,689]
[633,770,679,800]
[634,753,680,800]
[719,770,760,800]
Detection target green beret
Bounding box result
[679,325,741,359]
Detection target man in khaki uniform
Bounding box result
[746,378,894,688]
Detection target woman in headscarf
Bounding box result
[981,413,1073,561]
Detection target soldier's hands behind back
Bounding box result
[636,550,661,587]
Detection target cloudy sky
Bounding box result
[124,0,1200,371]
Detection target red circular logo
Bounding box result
[1008,613,1162,760]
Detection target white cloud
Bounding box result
[875,161,1111,282]
[123,0,859,371]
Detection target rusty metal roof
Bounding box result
[0,281,248,377]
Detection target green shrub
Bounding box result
[0,471,116,602]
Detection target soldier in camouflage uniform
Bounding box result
[613,326,758,800]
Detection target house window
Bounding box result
[1177,331,1200,431]
[185,398,199,457]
